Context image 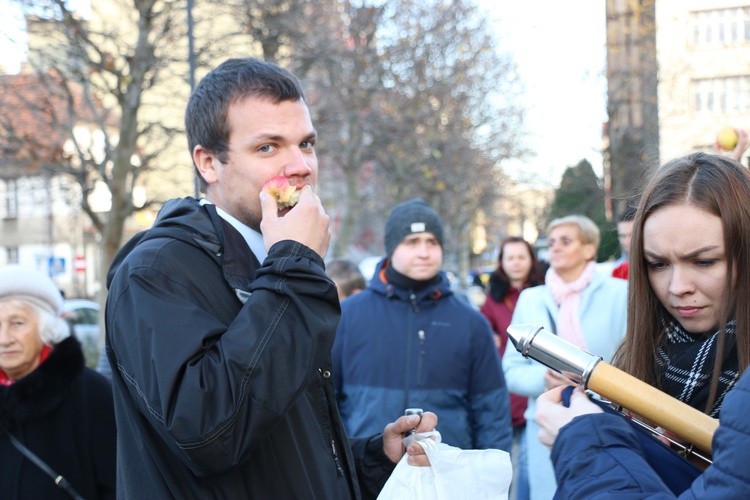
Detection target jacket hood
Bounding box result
[107,198,223,288]
[368,258,454,303]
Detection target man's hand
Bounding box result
[536,386,602,449]
[715,128,749,162]
[259,185,331,259]
[383,411,438,466]
[730,128,750,162]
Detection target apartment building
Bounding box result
[657,1,750,165]
[0,70,110,297]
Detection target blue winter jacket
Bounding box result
[332,260,513,451]
[551,368,750,498]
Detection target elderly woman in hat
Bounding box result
[0,265,116,499]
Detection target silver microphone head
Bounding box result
[506,324,602,389]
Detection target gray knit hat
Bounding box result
[0,264,63,315]
[384,198,444,257]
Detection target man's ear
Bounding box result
[193,145,220,185]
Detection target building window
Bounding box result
[693,76,750,114]
[690,7,750,47]
[6,247,18,264]
[731,9,740,42]
[3,179,19,218]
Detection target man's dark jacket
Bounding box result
[105,198,394,498]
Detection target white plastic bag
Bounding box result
[377,433,512,500]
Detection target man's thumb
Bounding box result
[570,387,588,403]
[259,190,279,216]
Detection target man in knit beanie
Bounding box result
[383,199,444,259]
[332,198,513,453]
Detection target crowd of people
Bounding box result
[2,55,750,499]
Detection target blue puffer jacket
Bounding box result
[332,259,512,451]
[551,368,750,498]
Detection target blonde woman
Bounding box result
[502,215,627,500]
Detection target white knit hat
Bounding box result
[0,264,63,315]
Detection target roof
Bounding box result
[0,69,101,177]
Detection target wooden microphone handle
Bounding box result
[587,362,719,454]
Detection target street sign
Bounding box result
[48,257,65,276]
[74,256,86,272]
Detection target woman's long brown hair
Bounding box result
[612,152,750,415]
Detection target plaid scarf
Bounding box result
[655,314,739,417]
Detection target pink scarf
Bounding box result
[545,261,596,350]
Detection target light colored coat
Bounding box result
[502,270,627,500]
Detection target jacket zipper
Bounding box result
[331,439,344,476]
[417,329,425,384]
[319,369,345,477]
[403,293,419,408]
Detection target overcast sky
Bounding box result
[478,0,608,186]
[0,0,26,72]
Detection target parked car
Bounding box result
[61,299,100,367]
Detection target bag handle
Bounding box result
[402,430,442,448]
[3,426,85,500]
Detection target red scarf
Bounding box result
[0,345,53,386]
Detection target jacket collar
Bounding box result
[369,258,453,303]
[0,336,84,426]
[543,268,611,312]
[107,198,261,298]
